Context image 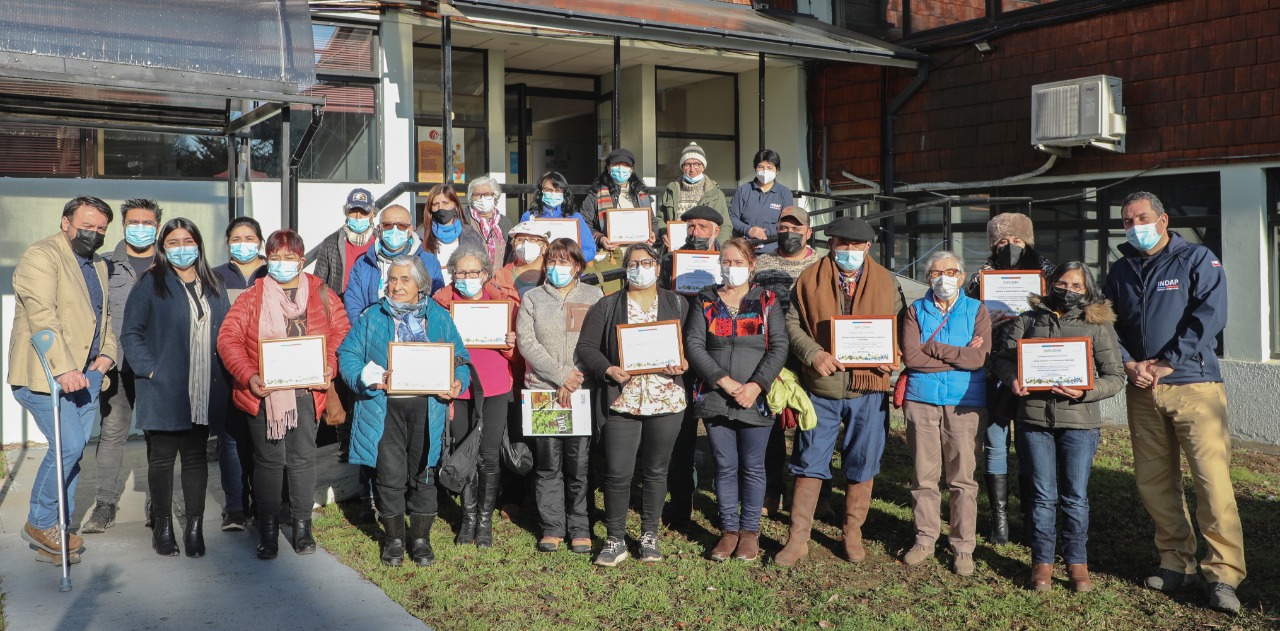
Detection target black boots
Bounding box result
[152,516,180,557]
[455,481,479,545]
[380,514,406,566]
[986,474,1010,545]
[257,514,280,560]
[409,514,436,566]
[184,515,205,558]
[293,519,316,555]
[475,472,499,548]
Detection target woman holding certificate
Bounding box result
[522,171,597,262]
[684,238,789,562]
[992,261,1124,593]
[432,243,520,548]
[218,229,351,560]
[121,218,231,558]
[577,243,689,566]
[516,238,603,554]
[898,251,992,577]
[338,255,471,567]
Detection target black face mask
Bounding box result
[432,207,457,224]
[995,243,1024,269]
[777,231,805,256]
[70,228,105,257]
[684,235,710,251]
[1050,285,1086,310]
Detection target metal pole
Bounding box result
[943,199,954,250]
[226,135,236,221]
[758,52,766,152]
[612,37,621,150]
[280,106,293,230]
[442,15,454,184]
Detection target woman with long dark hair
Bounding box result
[120,218,230,557]
[579,149,658,254]
[419,183,485,285]
[522,171,597,261]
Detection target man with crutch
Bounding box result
[8,196,117,573]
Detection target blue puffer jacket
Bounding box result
[343,237,445,324]
[1103,232,1226,385]
[905,294,986,407]
[521,206,597,261]
[337,298,470,469]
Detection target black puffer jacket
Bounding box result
[684,284,789,426]
[992,295,1125,429]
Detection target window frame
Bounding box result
[412,43,489,183]
[654,66,740,185]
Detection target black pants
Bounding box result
[375,397,438,517]
[763,421,789,498]
[146,425,210,518]
[665,409,702,518]
[602,411,683,538]
[534,435,590,539]
[452,391,513,474]
[248,392,318,522]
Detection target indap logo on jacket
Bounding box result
[1156,279,1181,292]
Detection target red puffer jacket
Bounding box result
[217,273,351,417]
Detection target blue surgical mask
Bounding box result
[546,265,575,288]
[1126,222,1162,251]
[166,245,199,269]
[346,216,371,233]
[456,277,483,298]
[124,224,156,248]
[610,166,632,183]
[268,260,301,283]
[541,191,564,208]
[683,173,704,184]
[833,249,865,272]
[381,227,410,252]
[229,242,259,263]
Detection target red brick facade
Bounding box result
[814,0,1280,190]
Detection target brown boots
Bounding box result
[1030,563,1053,591]
[843,480,873,562]
[1067,563,1093,593]
[775,477,822,566]
[709,531,739,561]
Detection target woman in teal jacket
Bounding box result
[338,255,470,568]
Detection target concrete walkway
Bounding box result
[0,439,429,631]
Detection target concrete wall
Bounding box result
[739,61,812,205]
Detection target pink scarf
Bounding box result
[470,206,503,264]
[259,276,311,439]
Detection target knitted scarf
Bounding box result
[259,276,311,439]
[343,223,374,246]
[792,256,896,392]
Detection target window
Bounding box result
[868,0,1093,39]
[0,123,83,177]
[414,46,487,183]
[655,68,739,187]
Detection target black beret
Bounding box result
[679,205,723,225]
[825,217,876,243]
[605,148,636,167]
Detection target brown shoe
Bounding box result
[843,480,873,562]
[22,522,83,554]
[1068,563,1093,593]
[734,531,760,561]
[710,531,739,562]
[35,548,81,565]
[1030,563,1054,592]
[761,494,781,517]
[775,477,822,567]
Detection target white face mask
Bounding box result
[932,275,960,300]
[626,266,658,289]
[756,169,777,185]
[472,196,496,214]
[721,265,750,288]
[515,241,543,263]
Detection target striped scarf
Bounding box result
[183,279,212,426]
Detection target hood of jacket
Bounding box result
[1027,294,1116,326]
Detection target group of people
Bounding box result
[8,155,1243,614]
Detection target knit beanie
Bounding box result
[680,142,707,169]
[987,212,1035,249]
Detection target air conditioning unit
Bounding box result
[1030,75,1126,156]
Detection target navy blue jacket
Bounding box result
[1103,232,1226,385]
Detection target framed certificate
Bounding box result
[979,270,1044,320]
[604,209,652,244]
[616,320,684,375]
[521,389,592,436]
[671,250,721,295]
[830,315,898,368]
[450,300,511,349]
[1017,337,1094,391]
[387,342,454,395]
[666,221,689,251]
[259,335,327,390]
[533,218,580,245]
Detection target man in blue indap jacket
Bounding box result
[1103,191,1243,616]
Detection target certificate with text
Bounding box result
[617,320,684,375]
[979,270,1044,320]
[1017,337,1094,391]
[387,342,454,395]
[259,336,327,390]
[604,209,652,244]
[451,300,512,349]
[671,250,720,295]
[830,316,898,368]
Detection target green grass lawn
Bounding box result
[314,424,1280,630]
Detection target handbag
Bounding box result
[891,307,954,409]
[316,286,346,426]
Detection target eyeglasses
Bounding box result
[380,222,411,231]
[681,162,704,170]
[625,259,658,270]
[925,269,962,279]
[1053,281,1087,292]
[453,270,486,279]
[472,193,496,199]
[125,220,158,227]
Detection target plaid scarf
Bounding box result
[469,206,503,265]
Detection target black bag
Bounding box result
[436,362,483,493]
[500,425,533,476]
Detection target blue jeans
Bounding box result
[983,417,1010,475]
[705,418,772,533]
[217,409,254,514]
[790,393,889,483]
[13,370,103,529]
[1016,425,1100,565]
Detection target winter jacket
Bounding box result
[343,237,445,324]
[576,288,690,418]
[1103,232,1226,385]
[579,185,658,249]
[657,179,729,243]
[517,281,604,391]
[216,273,350,419]
[685,284,789,425]
[901,293,991,408]
[432,280,522,398]
[993,295,1126,429]
[337,298,471,469]
[728,179,794,254]
[103,239,148,369]
[461,208,515,268]
[311,227,351,297]
[522,205,598,261]
[120,270,231,432]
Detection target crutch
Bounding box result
[30,329,73,592]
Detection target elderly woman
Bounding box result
[498,221,550,296]
[462,176,513,270]
[432,242,520,547]
[994,262,1124,593]
[218,230,350,560]
[684,238,788,562]
[339,255,471,567]
[577,243,689,567]
[517,238,602,554]
[899,251,992,576]
[122,218,231,557]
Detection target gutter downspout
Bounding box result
[879,61,930,268]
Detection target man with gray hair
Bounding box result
[462,176,513,269]
[1104,191,1242,615]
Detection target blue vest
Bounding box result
[904,294,987,407]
